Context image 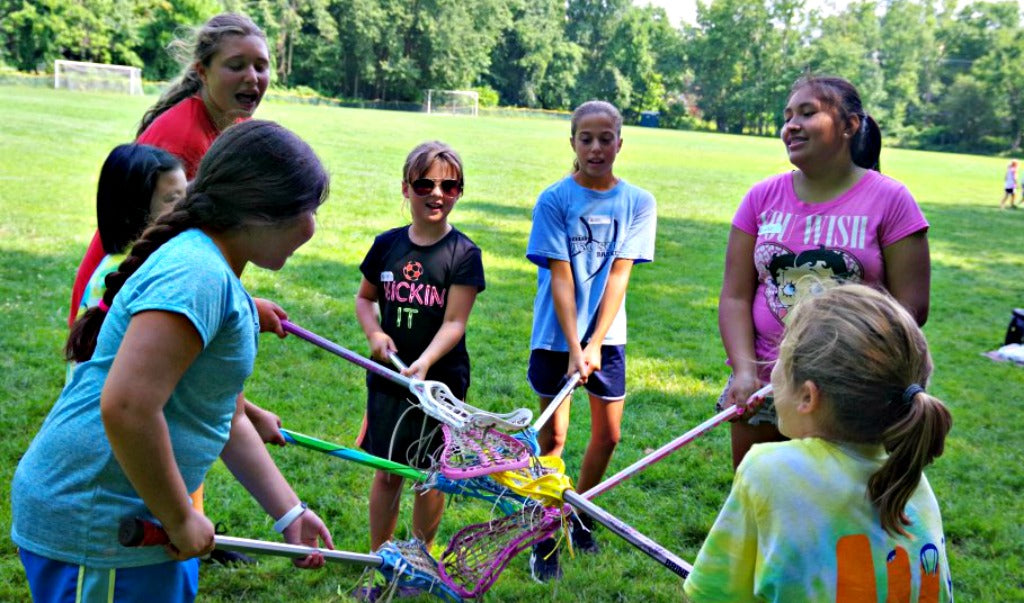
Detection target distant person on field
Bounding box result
[718,75,930,470]
[352,141,484,599]
[13,121,334,603]
[1000,160,1018,209]
[685,284,953,602]
[526,100,657,582]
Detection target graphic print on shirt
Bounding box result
[570,215,619,283]
[836,534,947,603]
[754,243,865,324]
[753,206,869,324]
[381,260,447,330]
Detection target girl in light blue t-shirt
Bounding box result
[12,120,333,603]
[525,100,656,581]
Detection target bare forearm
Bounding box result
[550,265,582,353]
[587,259,633,346]
[718,296,758,377]
[417,321,466,368]
[355,297,384,339]
[220,410,299,519]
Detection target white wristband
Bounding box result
[273,502,308,533]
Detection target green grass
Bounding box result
[1,85,1022,601]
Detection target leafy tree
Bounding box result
[136,0,221,80]
[487,0,579,108]
[799,2,885,120]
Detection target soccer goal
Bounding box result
[54,60,143,95]
[425,89,479,117]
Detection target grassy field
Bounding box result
[1,85,1022,601]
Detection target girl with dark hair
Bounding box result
[69,144,186,332]
[13,121,333,602]
[717,75,931,469]
[686,284,952,602]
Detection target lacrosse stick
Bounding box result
[120,519,463,602]
[280,427,530,514]
[513,372,582,455]
[282,320,529,431]
[387,351,534,430]
[583,384,772,499]
[439,485,691,596]
[438,457,574,597]
[439,503,563,598]
[437,387,775,596]
[488,456,691,576]
[281,428,427,481]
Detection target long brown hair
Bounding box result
[137,13,266,137]
[67,121,329,361]
[776,284,952,536]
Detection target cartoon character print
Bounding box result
[755,243,865,325]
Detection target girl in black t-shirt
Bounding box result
[354,141,486,557]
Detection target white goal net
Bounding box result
[425,89,479,117]
[54,60,143,95]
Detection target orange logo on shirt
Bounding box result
[836,535,943,603]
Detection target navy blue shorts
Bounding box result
[528,346,626,401]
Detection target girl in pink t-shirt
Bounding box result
[718,75,931,469]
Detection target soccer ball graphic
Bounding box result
[403,261,424,281]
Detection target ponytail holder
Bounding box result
[902,383,924,406]
[97,300,110,313]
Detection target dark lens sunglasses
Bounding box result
[410,178,463,196]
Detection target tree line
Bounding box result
[2,0,1023,153]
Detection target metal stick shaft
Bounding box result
[214,535,382,567]
[282,320,411,388]
[562,490,692,578]
[583,384,773,499]
[532,372,581,432]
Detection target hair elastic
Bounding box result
[902,384,924,406]
[97,300,110,313]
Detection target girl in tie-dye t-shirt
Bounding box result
[685,285,953,603]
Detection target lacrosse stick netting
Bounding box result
[438,424,531,479]
[375,539,464,603]
[438,504,564,598]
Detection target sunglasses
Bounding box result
[410,178,463,197]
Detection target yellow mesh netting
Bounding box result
[490,455,573,508]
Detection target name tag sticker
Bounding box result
[381,271,394,282]
[758,223,783,235]
[587,215,612,225]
